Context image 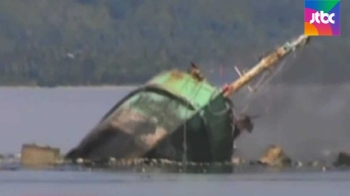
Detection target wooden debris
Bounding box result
[21,143,61,169]
[258,145,291,167]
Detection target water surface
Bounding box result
[1,170,350,196]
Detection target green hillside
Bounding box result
[0,0,348,86]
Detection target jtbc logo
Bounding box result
[310,11,335,24]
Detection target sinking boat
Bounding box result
[66,34,311,163]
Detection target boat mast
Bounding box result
[223,34,311,97]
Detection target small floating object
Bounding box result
[21,143,60,169]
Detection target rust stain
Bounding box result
[168,70,184,82]
[167,69,204,84]
[140,126,168,147]
[167,70,200,88]
[110,108,148,134]
[171,70,184,78]
[163,70,186,96]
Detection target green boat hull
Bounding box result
[66,70,234,163]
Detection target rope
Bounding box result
[183,109,187,165]
[179,78,190,165]
[240,49,300,114]
[182,78,205,165]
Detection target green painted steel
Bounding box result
[201,95,233,161]
[147,70,221,109]
[146,70,234,162]
[66,69,234,163]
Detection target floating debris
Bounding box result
[20,143,61,169]
[0,145,347,173]
[232,157,246,165]
[258,145,292,167]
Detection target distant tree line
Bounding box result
[0,0,348,86]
